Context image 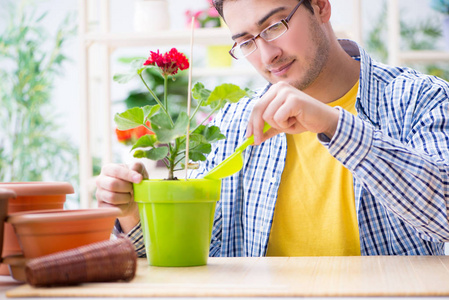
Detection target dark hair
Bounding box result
[213,0,314,20]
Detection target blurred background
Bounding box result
[0,0,448,213]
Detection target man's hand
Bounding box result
[246,81,340,144]
[96,162,148,233]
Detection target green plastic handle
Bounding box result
[235,123,271,152]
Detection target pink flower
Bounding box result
[208,6,220,18]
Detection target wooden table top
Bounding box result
[5,256,449,298]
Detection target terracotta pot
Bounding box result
[0,189,16,261]
[2,254,27,282]
[0,182,73,275]
[7,207,121,258]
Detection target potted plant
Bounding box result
[114,48,250,266]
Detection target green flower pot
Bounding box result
[133,179,221,267]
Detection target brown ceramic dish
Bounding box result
[0,181,73,274]
[0,188,16,260]
[7,207,121,258]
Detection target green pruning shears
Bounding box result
[204,123,271,179]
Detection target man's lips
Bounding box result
[269,60,295,76]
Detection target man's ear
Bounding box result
[313,0,331,23]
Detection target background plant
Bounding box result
[429,0,449,14]
[185,0,221,28]
[0,1,79,194]
[366,2,449,80]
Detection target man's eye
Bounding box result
[240,40,253,50]
[264,22,284,36]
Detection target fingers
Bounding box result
[101,163,143,184]
[129,161,149,179]
[247,84,280,144]
[247,82,293,144]
[95,162,144,212]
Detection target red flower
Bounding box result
[143,48,189,76]
[116,121,154,145]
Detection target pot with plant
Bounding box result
[114,48,250,267]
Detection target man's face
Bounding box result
[223,0,330,91]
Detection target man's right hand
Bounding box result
[95,162,147,233]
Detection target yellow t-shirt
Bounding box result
[266,82,360,256]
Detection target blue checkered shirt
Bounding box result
[122,40,449,257]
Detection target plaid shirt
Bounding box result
[123,40,449,257]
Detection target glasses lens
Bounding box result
[231,40,256,59]
[261,21,287,41]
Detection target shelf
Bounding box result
[85,28,234,48]
[84,27,354,49]
[193,67,259,77]
[399,51,449,63]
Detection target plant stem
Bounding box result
[190,104,221,133]
[139,73,174,127]
[164,75,168,109]
[167,140,180,180]
[189,98,205,124]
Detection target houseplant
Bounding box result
[0,1,78,185]
[114,48,250,266]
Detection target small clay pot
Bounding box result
[0,182,73,275]
[2,254,27,282]
[7,208,121,258]
[0,189,16,260]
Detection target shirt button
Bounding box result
[269,177,277,184]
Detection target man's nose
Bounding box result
[256,38,282,65]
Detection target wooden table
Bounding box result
[3,256,449,298]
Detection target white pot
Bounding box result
[133,0,170,32]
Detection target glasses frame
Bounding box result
[229,0,306,60]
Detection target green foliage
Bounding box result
[0,1,78,189]
[114,61,251,180]
[365,2,449,81]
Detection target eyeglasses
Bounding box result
[229,0,305,60]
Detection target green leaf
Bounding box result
[150,112,189,143]
[150,113,173,129]
[178,133,205,151]
[189,143,211,161]
[192,82,211,103]
[203,125,226,143]
[193,125,226,143]
[118,56,146,64]
[142,104,160,120]
[113,58,146,83]
[114,107,144,130]
[207,83,249,105]
[113,72,137,84]
[133,146,168,161]
[131,135,157,151]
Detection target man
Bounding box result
[96,0,449,257]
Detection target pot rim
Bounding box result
[0,182,74,196]
[6,208,121,225]
[2,254,26,266]
[133,178,221,204]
